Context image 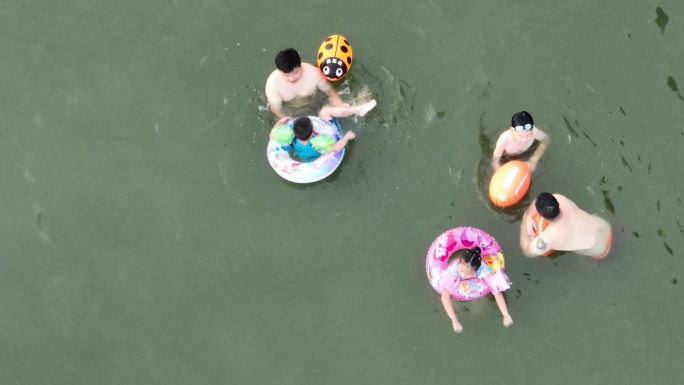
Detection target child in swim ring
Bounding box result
[440,247,514,333]
[272,100,377,162]
[492,111,550,172]
[284,116,356,161]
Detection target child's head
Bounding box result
[293,117,314,141]
[458,246,482,277]
[511,111,534,133]
[535,192,560,220]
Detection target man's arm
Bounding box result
[324,87,344,107]
[316,73,345,107]
[265,77,286,119]
[520,208,542,257]
[525,236,550,257]
[519,225,539,257]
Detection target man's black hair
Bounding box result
[275,48,302,74]
[535,192,560,220]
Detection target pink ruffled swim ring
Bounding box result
[426,227,510,301]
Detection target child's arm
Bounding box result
[493,292,514,327]
[331,131,356,153]
[440,289,463,333]
[527,129,550,171]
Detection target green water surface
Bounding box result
[1,1,683,384]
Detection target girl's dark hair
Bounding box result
[535,192,560,220]
[293,117,313,140]
[275,48,301,73]
[462,246,482,270]
[511,111,534,127]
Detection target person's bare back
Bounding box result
[520,193,612,259]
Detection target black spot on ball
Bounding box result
[317,52,323,59]
[340,45,348,53]
[344,40,350,45]
[325,43,333,50]
[346,57,351,64]
[325,37,332,42]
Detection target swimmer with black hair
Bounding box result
[492,111,550,172]
[278,116,356,162]
[440,246,514,333]
[265,48,346,120]
[520,192,612,259]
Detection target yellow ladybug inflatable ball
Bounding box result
[316,34,353,81]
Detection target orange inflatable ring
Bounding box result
[488,160,531,207]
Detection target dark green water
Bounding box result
[1,1,683,384]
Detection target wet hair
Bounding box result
[275,48,301,73]
[462,246,482,270]
[511,111,534,127]
[293,117,313,141]
[535,192,560,220]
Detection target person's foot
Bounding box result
[354,99,377,117]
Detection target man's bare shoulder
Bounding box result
[301,62,318,72]
[265,70,280,88]
[553,193,572,204]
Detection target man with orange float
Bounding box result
[492,111,550,172]
[519,192,613,259]
[265,48,346,120]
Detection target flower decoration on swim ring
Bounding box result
[317,34,353,81]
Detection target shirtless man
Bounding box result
[265,48,345,120]
[492,111,550,172]
[520,192,612,259]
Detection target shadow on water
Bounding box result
[655,7,669,34]
[656,227,674,256]
[666,76,684,103]
[561,114,580,138]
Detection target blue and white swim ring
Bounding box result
[266,116,345,184]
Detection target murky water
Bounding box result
[1,1,683,384]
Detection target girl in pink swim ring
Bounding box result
[426,227,514,333]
